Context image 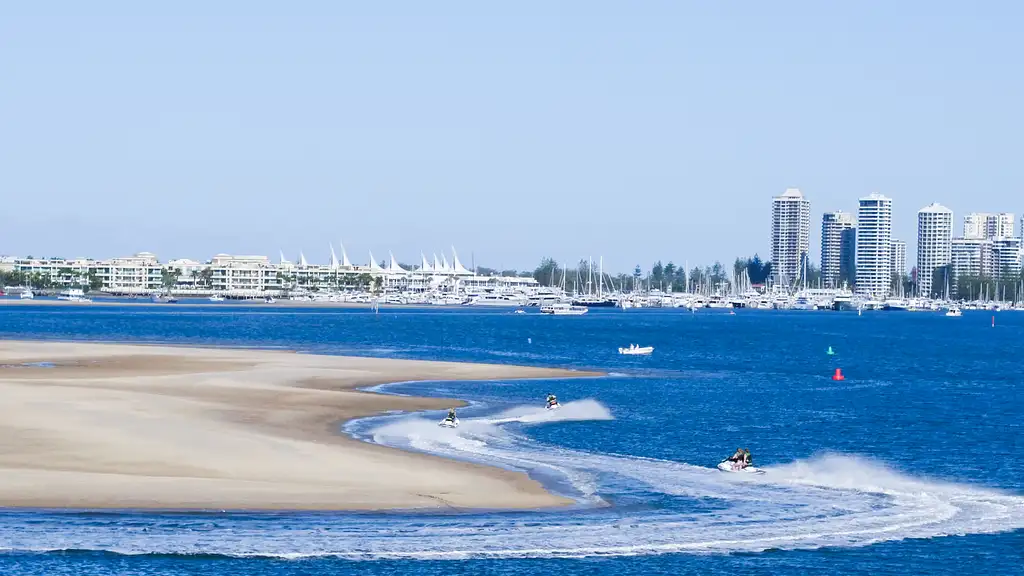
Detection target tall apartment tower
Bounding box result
[821,211,856,288]
[771,188,811,287]
[917,203,953,297]
[890,239,907,278]
[963,212,1014,240]
[855,193,893,299]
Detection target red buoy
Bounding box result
[832,368,845,381]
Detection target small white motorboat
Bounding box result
[717,461,765,475]
[209,294,225,302]
[945,307,962,317]
[438,417,460,428]
[618,344,654,355]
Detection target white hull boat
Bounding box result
[945,307,962,317]
[618,345,653,355]
[717,461,765,475]
[540,303,588,315]
[438,417,460,428]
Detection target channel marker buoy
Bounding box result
[832,368,845,381]
[826,346,835,356]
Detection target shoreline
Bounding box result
[0,341,601,512]
[0,297,449,310]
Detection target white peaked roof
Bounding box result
[329,244,339,269]
[441,254,451,272]
[299,251,308,267]
[279,250,291,265]
[340,241,352,267]
[451,246,472,274]
[420,253,433,272]
[387,251,406,273]
[433,254,442,272]
[368,251,384,272]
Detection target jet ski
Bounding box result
[546,401,561,410]
[438,417,460,428]
[717,460,765,475]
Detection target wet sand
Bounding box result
[0,341,597,510]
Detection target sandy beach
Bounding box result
[0,341,596,511]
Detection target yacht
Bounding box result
[832,294,856,311]
[209,294,225,302]
[466,293,529,307]
[945,306,962,317]
[57,288,91,303]
[19,289,34,300]
[540,303,589,315]
[572,295,617,308]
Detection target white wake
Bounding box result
[1,402,1021,560]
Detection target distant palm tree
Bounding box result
[161,268,181,292]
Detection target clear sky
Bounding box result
[2,1,1022,272]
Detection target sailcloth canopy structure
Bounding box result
[387,252,406,273]
[368,251,384,273]
[420,253,433,272]
[340,242,352,268]
[329,244,339,269]
[451,247,472,275]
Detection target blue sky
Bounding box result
[2,2,1021,272]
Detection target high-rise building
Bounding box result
[771,188,811,287]
[992,237,1022,280]
[855,193,893,298]
[963,212,1014,240]
[821,211,856,288]
[890,239,906,278]
[917,203,953,297]
[951,238,994,285]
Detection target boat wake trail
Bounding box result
[3,405,1021,560]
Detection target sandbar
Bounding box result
[0,341,597,511]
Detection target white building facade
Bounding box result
[963,212,1014,240]
[890,239,907,278]
[855,193,893,299]
[916,204,953,297]
[5,246,538,297]
[771,188,811,288]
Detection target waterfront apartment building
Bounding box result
[771,188,811,287]
[917,203,953,297]
[855,193,893,299]
[4,246,538,297]
[820,211,856,288]
[890,240,907,278]
[963,212,1014,240]
[951,238,994,284]
[992,237,1023,280]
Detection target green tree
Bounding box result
[161,267,181,291]
[86,270,103,293]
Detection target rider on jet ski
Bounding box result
[726,448,752,469]
[546,394,558,407]
[445,408,457,422]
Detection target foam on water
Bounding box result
[4,404,1020,560]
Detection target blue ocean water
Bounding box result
[0,304,1021,575]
